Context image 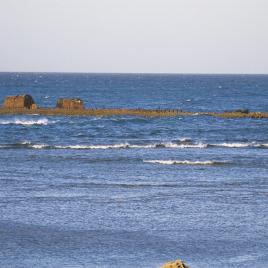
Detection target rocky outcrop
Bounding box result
[3,95,36,109]
[1,94,268,118]
[161,259,190,268]
[56,98,84,109]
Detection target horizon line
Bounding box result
[0,71,268,76]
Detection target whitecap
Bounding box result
[161,142,208,148]
[176,138,192,142]
[128,144,156,149]
[54,143,131,150]
[0,118,51,126]
[18,141,47,149]
[143,160,226,165]
[213,142,251,148]
[31,144,47,149]
[52,142,207,150]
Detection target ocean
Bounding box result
[0,73,267,268]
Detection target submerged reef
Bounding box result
[1,95,267,118]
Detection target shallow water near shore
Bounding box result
[0,73,268,267]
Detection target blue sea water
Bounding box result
[0,73,268,268]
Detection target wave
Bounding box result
[0,118,52,126]
[53,143,161,149]
[54,143,132,150]
[0,142,136,150]
[40,142,207,150]
[31,144,47,149]
[143,160,228,165]
[0,141,267,150]
[211,142,251,148]
[177,138,192,142]
[5,141,205,150]
[210,142,268,148]
[160,142,208,148]
[14,141,48,149]
[0,141,48,149]
[164,141,268,149]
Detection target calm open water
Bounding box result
[0,73,268,268]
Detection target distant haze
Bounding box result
[0,0,268,74]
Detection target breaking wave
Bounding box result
[0,141,208,150]
[9,141,48,149]
[211,142,251,148]
[143,160,228,165]
[177,138,192,142]
[0,141,267,150]
[209,142,268,148]
[31,144,48,149]
[54,143,133,150]
[0,118,52,126]
[159,142,208,148]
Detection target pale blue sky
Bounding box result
[0,0,267,73]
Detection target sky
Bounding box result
[0,0,268,74]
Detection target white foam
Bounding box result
[3,140,265,151]
[161,142,208,148]
[31,144,47,149]
[144,160,225,165]
[214,142,251,148]
[177,138,192,142]
[0,118,51,126]
[18,141,47,149]
[51,142,207,150]
[129,144,156,149]
[209,142,268,148]
[54,143,131,150]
